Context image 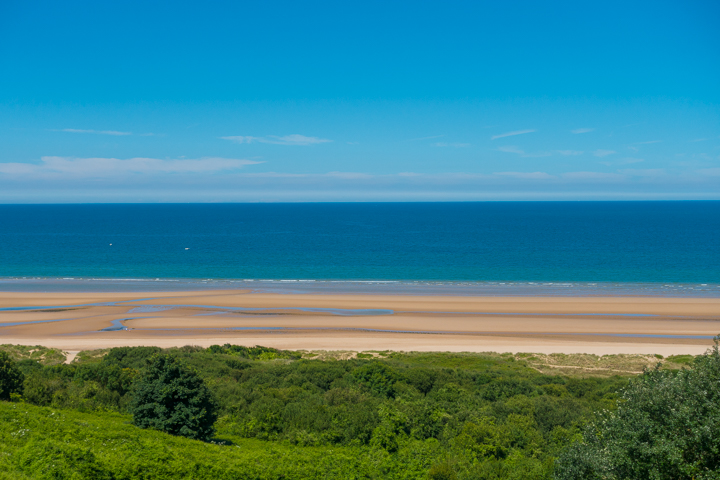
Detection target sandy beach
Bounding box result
[1,290,718,355]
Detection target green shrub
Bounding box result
[0,351,24,401]
[103,346,162,369]
[353,362,397,398]
[404,368,436,395]
[481,378,535,401]
[427,461,457,480]
[555,338,720,480]
[130,354,218,441]
[22,371,63,406]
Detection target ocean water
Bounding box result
[0,202,719,294]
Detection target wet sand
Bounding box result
[1,290,718,355]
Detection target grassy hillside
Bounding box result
[0,402,391,479]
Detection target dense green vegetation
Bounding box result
[1,342,718,478]
[1,344,626,479]
[556,341,720,480]
[0,403,386,479]
[0,351,24,400]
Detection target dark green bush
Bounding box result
[353,361,397,397]
[404,368,436,395]
[23,371,63,406]
[555,339,720,480]
[0,350,24,400]
[427,462,457,480]
[131,354,218,441]
[481,378,535,401]
[103,346,162,369]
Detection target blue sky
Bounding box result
[1,0,719,202]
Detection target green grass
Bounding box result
[665,354,695,366]
[0,402,444,479]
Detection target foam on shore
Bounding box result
[1,277,719,297]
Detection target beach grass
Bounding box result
[299,350,692,377]
[0,344,66,366]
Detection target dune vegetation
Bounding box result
[0,341,718,479]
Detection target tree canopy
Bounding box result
[555,338,720,480]
[0,350,24,401]
[130,354,218,441]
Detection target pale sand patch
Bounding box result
[122,313,719,336]
[64,350,80,364]
[0,332,712,356]
[0,290,718,355]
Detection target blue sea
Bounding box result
[1,202,719,296]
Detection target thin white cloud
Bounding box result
[497,145,552,157]
[0,156,262,177]
[221,134,331,146]
[562,171,625,181]
[556,150,584,156]
[571,128,594,134]
[268,135,331,145]
[627,142,659,152]
[324,171,373,179]
[491,129,535,140]
[600,157,644,166]
[408,135,444,141]
[523,152,553,158]
[0,163,37,175]
[593,149,616,157]
[55,128,132,136]
[618,168,666,177]
[433,142,470,148]
[494,171,555,180]
[237,171,381,180]
[221,136,257,144]
[497,146,525,154]
[4,167,720,202]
